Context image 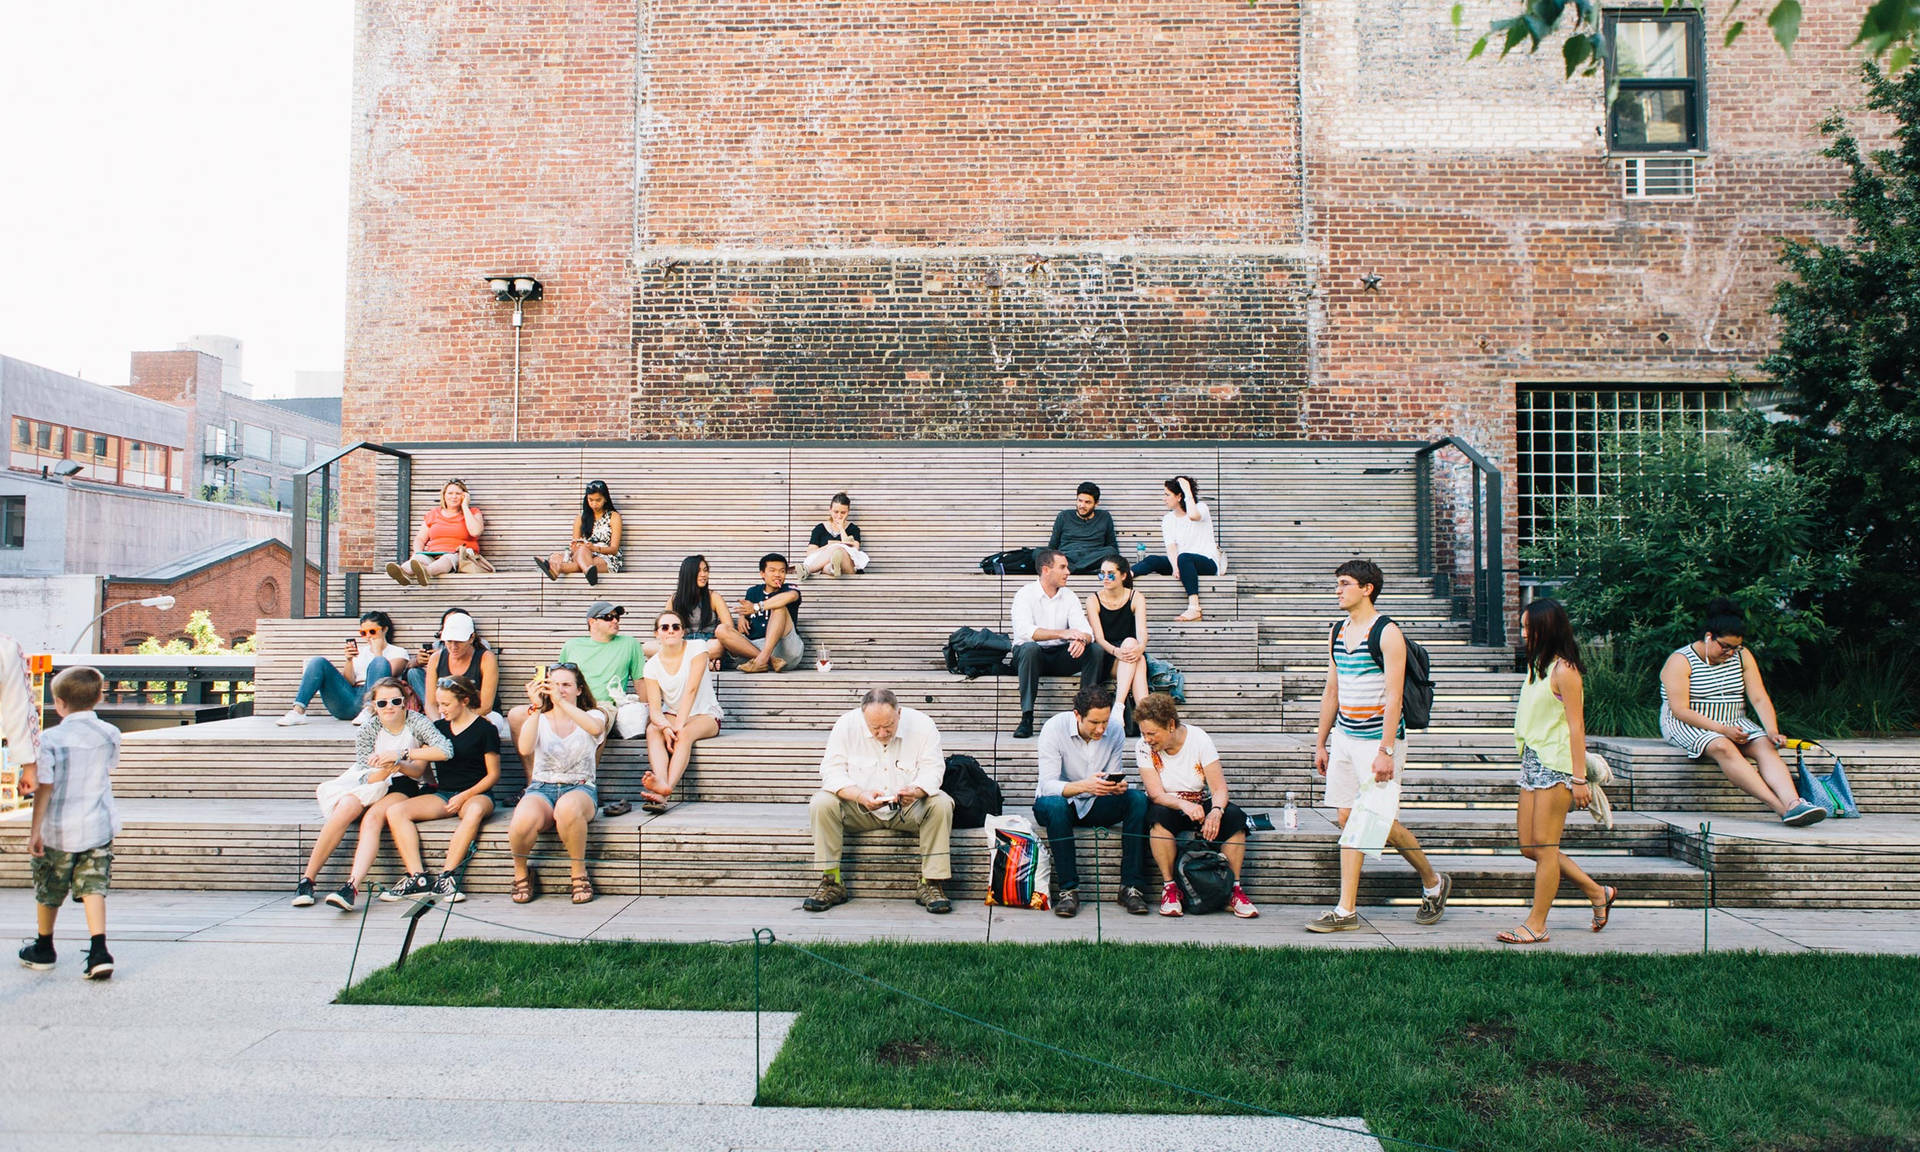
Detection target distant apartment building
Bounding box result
[127,339,341,514]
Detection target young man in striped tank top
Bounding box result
[1307,560,1449,932]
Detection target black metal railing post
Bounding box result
[288,442,414,621]
[1414,435,1506,650]
[290,472,309,618]
[395,455,412,564]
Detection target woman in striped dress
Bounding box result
[1658,598,1826,827]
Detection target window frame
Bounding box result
[0,495,23,550]
[241,423,273,462]
[1604,8,1706,154]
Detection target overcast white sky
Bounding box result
[0,3,351,395]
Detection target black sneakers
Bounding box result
[429,871,465,902]
[324,882,358,911]
[292,877,316,907]
[83,947,114,980]
[380,872,432,902]
[17,939,55,970]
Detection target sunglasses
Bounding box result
[1098,571,1121,581]
[551,662,579,673]
[657,621,683,632]
[436,676,472,689]
[358,626,382,637]
[373,697,405,708]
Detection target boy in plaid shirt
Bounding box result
[18,667,120,979]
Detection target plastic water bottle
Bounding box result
[1283,791,1298,831]
[1135,541,1148,564]
[816,646,832,673]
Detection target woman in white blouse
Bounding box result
[1130,476,1226,622]
[507,663,607,905]
[640,610,724,814]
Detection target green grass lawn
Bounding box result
[341,940,1919,1152]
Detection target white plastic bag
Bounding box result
[315,766,388,820]
[1338,779,1401,860]
[983,813,1052,909]
[609,692,648,740]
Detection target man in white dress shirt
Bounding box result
[1010,548,1095,739]
[804,688,955,914]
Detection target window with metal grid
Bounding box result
[1516,386,1739,560]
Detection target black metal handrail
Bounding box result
[290,441,413,618]
[1414,435,1505,647]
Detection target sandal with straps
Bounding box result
[1592,885,1619,933]
[511,873,540,904]
[1496,924,1551,945]
[571,875,596,904]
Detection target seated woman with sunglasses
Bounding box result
[292,678,453,911]
[277,611,408,726]
[508,663,608,904]
[639,610,723,815]
[380,676,503,903]
[535,479,623,586]
[1086,554,1152,738]
[406,608,507,740]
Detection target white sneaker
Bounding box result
[352,708,373,726]
[275,709,308,727]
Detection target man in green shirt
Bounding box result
[509,601,645,744]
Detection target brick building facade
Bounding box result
[342,0,1872,566]
[101,539,322,653]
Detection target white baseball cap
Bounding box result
[441,612,476,642]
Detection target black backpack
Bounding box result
[942,754,1003,829]
[979,547,1037,575]
[1328,615,1434,730]
[944,627,1014,678]
[1173,832,1235,913]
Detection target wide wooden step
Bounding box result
[1591,737,1920,814]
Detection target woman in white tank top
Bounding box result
[641,609,724,815]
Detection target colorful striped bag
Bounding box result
[983,813,1052,910]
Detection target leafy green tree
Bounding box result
[1431,2,1915,76]
[1523,427,1854,665]
[1758,61,1920,629]
[136,610,256,656]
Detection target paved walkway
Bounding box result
[7,890,1918,1150]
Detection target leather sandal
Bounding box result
[511,873,539,904]
[1592,885,1619,933]
[571,875,595,904]
[1496,924,1550,944]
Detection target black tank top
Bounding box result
[1097,593,1138,645]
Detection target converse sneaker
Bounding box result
[17,939,55,970]
[1158,881,1184,917]
[83,947,115,980]
[275,708,309,727]
[324,882,358,911]
[429,871,465,902]
[1229,884,1260,919]
[380,872,432,902]
[291,877,316,907]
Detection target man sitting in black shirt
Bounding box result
[1047,482,1120,575]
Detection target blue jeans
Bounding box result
[1033,789,1150,892]
[296,655,391,720]
[1132,553,1219,596]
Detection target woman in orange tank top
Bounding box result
[387,478,485,586]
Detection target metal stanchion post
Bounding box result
[1700,821,1712,954]
[753,927,775,1105]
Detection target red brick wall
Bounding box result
[342,0,1874,574]
[125,350,219,409]
[103,545,321,653]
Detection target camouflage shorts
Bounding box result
[31,843,112,906]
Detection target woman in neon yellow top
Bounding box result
[1500,599,1616,944]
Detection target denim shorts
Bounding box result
[1518,746,1574,791]
[521,782,597,808]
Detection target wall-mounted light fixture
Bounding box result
[52,459,81,478]
[484,274,544,440]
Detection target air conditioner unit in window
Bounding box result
[1621,155,1696,199]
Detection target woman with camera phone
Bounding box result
[507,663,607,905]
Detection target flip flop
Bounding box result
[1496,925,1551,945]
[600,799,631,817]
[1591,885,1619,933]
